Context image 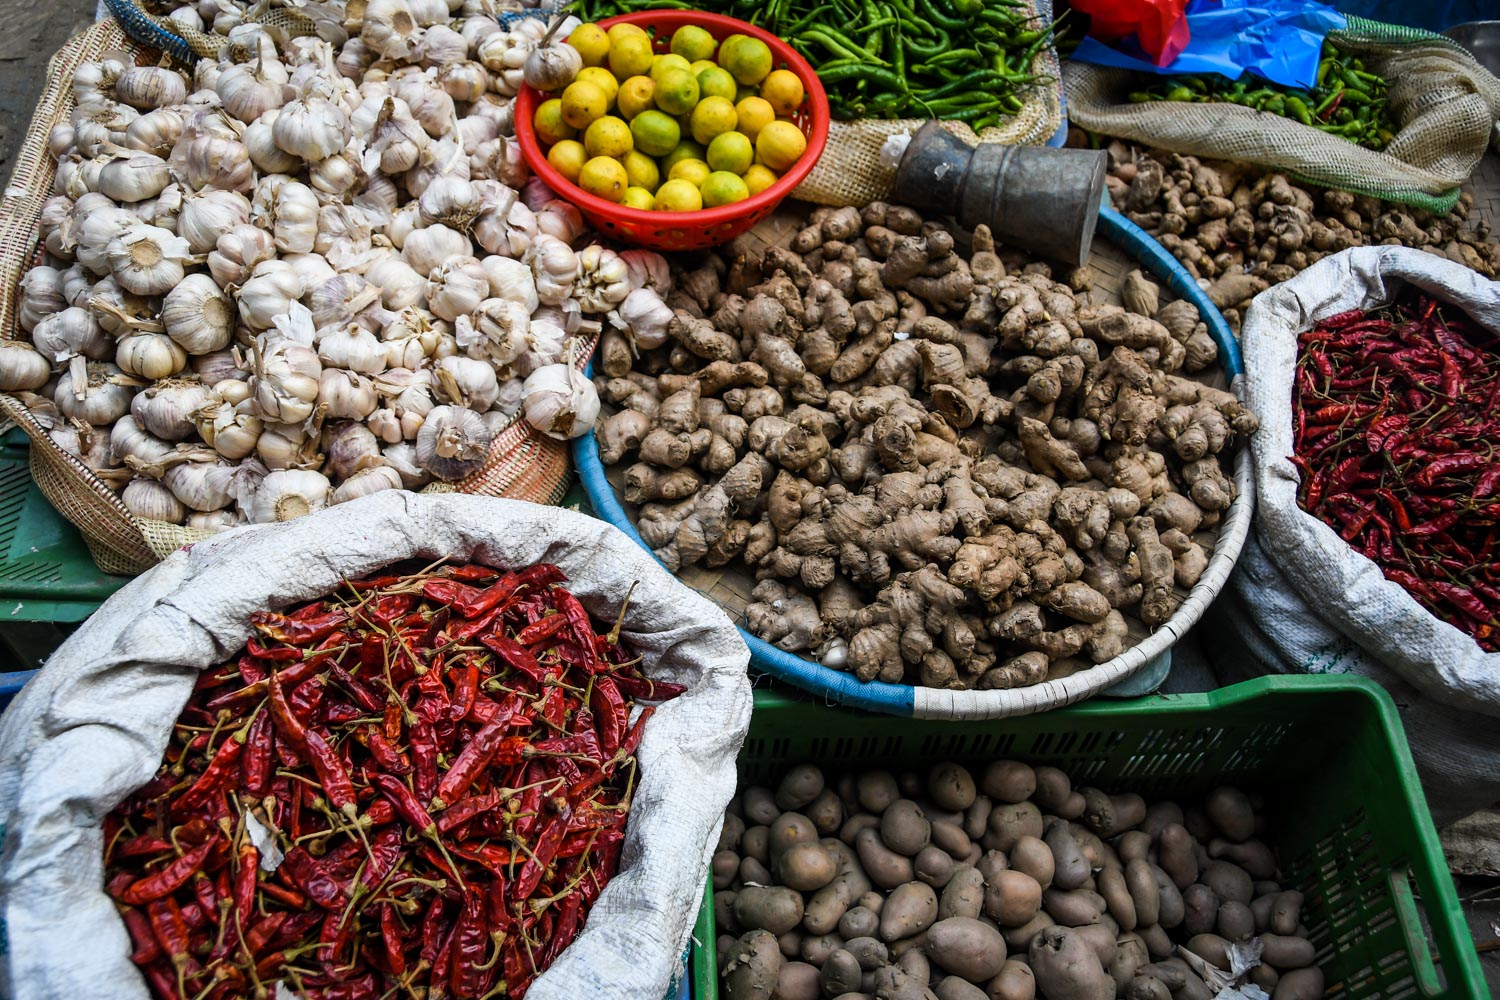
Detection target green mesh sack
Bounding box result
[1064,17,1500,213]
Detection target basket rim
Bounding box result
[571,205,1258,718]
[513,10,832,234]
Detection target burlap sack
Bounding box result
[0,21,593,576]
[1065,18,1500,213]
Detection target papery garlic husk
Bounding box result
[336,36,375,79]
[535,300,582,336]
[73,58,127,109]
[479,254,539,313]
[117,332,189,380]
[611,286,672,349]
[392,71,456,139]
[359,96,428,176]
[365,253,426,310]
[33,305,110,363]
[60,264,95,308]
[418,176,479,231]
[431,354,499,412]
[523,40,581,93]
[315,203,373,258]
[425,256,488,322]
[493,375,524,417]
[515,318,566,377]
[195,397,264,459]
[208,224,277,289]
[463,297,530,367]
[535,199,584,244]
[111,414,174,466]
[402,223,470,279]
[123,476,188,523]
[274,96,352,162]
[88,273,164,338]
[214,378,252,406]
[164,458,249,511]
[243,111,303,174]
[574,244,630,313]
[132,377,213,440]
[283,252,337,290]
[146,180,184,234]
[619,248,671,293]
[468,135,527,188]
[437,60,490,103]
[332,464,403,504]
[47,123,76,161]
[385,202,423,250]
[124,109,186,156]
[372,366,433,438]
[414,22,466,64]
[308,272,382,329]
[256,421,320,470]
[0,342,52,391]
[177,188,252,254]
[457,114,498,153]
[380,439,431,487]
[250,303,321,421]
[258,178,321,255]
[116,66,188,111]
[196,345,247,382]
[18,265,66,333]
[56,360,137,425]
[473,199,535,258]
[174,135,254,193]
[40,197,73,261]
[405,137,468,198]
[192,59,222,95]
[521,360,598,440]
[309,149,365,197]
[415,404,491,480]
[468,92,514,135]
[187,509,242,532]
[216,59,286,123]
[249,469,331,523]
[323,419,382,477]
[316,321,387,374]
[72,203,136,275]
[98,152,171,203]
[161,274,234,355]
[57,157,105,201]
[362,0,423,61]
[319,367,379,419]
[238,260,306,330]
[366,406,403,444]
[71,103,137,157]
[527,237,578,309]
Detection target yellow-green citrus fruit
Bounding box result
[670,24,717,63]
[629,109,681,157]
[575,66,619,107]
[706,130,753,174]
[721,34,772,84]
[533,98,576,145]
[579,155,629,202]
[733,96,775,141]
[668,157,711,187]
[567,23,610,67]
[653,67,700,115]
[623,149,660,191]
[756,119,807,171]
[689,95,738,144]
[546,139,587,181]
[623,185,656,210]
[649,53,692,84]
[654,178,703,211]
[560,80,608,129]
[696,65,738,102]
[583,115,632,158]
[607,32,655,79]
[742,163,779,195]
[661,138,706,173]
[760,69,806,115]
[616,76,656,120]
[701,170,750,206]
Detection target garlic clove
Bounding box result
[331,463,403,504]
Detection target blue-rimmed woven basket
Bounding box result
[574,206,1253,719]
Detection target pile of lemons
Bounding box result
[532,21,811,211]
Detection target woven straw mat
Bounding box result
[1,21,589,575]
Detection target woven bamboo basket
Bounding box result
[0,19,589,575]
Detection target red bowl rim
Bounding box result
[513,10,830,232]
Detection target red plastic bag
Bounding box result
[1073,0,1191,66]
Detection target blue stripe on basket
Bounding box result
[103,0,196,63]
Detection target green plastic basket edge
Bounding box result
[690,675,1486,1000]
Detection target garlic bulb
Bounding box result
[274,96,352,162]
[469,136,527,188]
[124,109,185,156]
[188,509,242,532]
[198,354,247,386]
[516,319,566,377]
[372,366,433,439]
[131,378,212,440]
[336,37,375,79]
[103,222,191,296]
[243,112,302,174]
[475,31,530,96]
[160,274,234,355]
[256,422,318,470]
[309,273,381,328]
[405,137,468,198]
[473,199,535,258]
[123,477,188,523]
[263,179,320,254]
[323,419,382,477]
[381,440,431,487]
[619,249,671,293]
[32,306,110,363]
[536,200,584,245]
[319,368,379,419]
[117,333,188,380]
[0,342,51,391]
[174,135,254,193]
[332,464,403,504]
[458,115,499,156]
[40,198,73,261]
[56,360,136,425]
[18,266,66,333]
[195,398,264,459]
[437,61,490,103]
[425,256,488,322]
[469,93,514,135]
[283,252,337,290]
[208,225,276,288]
[418,176,479,230]
[415,404,491,480]
[464,297,530,366]
[363,0,423,61]
[116,67,188,111]
[73,204,135,275]
[430,354,498,412]
[521,361,598,440]
[523,37,581,93]
[365,254,425,310]
[216,60,285,123]
[493,376,525,418]
[315,204,373,258]
[165,458,248,511]
[72,104,137,158]
[238,260,306,330]
[480,255,539,313]
[309,149,365,197]
[178,190,252,254]
[98,152,171,203]
[393,72,456,138]
[528,234,579,307]
[111,414,174,466]
[403,223,470,279]
[73,59,127,109]
[360,96,428,176]
[612,287,673,349]
[574,245,631,313]
[250,304,322,422]
[249,469,331,523]
[317,322,387,374]
[60,265,95,308]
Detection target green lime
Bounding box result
[701,170,750,206]
[696,65,738,102]
[706,130,753,175]
[670,24,716,63]
[629,109,681,157]
[653,67,700,116]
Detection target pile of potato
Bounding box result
[713,761,1322,1000]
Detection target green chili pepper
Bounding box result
[1286,96,1312,125]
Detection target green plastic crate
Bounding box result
[696,676,1485,1000]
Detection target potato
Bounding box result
[1250,964,1279,992]
[836,773,860,811]
[1109,933,1149,989]
[856,827,916,889]
[934,976,988,1000]
[915,846,956,888]
[1272,967,1324,1000]
[744,826,771,864]
[772,960,820,1000]
[1216,900,1254,941]
[841,814,881,844]
[741,857,773,886]
[1042,888,1105,927]
[1072,922,1119,969]
[839,905,879,940]
[1205,787,1255,842]
[879,881,939,942]
[804,789,845,836]
[1270,890,1303,936]
[744,787,780,827]
[801,933,843,967]
[1080,789,1147,837]
[718,934,737,968]
[1097,865,1137,930]
[1031,766,1073,813]
[736,884,806,934]
[1124,975,1171,1000]
[857,891,884,913]
[820,949,864,996]
[1029,926,1114,1000]
[986,802,1043,853]
[1136,961,1187,992]
[986,959,1037,1000]
[1124,859,1159,927]
[1046,821,1091,891]
[1069,825,1111,871]
[777,765,826,811]
[882,800,933,856]
[1059,791,1088,821]
[939,866,985,921]
[718,890,740,935]
[857,771,901,813]
[776,842,838,892]
[1253,879,1281,898]
[1182,884,1219,936]
[778,930,803,959]
[986,869,1044,927]
[1009,835,1055,890]
[928,762,978,811]
[1002,911,1056,951]
[842,935,889,970]
[824,837,860,877]
[715,849,741,890]
[720,813,747,853]
[926,916,1009,981]
[804,872,866,935]
[1185,933,1230,969]
[1157,824,1198,889]
[1260,933,1315,970]
[1201,860,1252,905]
[1209,837,1277,879]
[1137,922,1173,960]
[1116,831,1151,864]
[980,761,1036,804]
[977,850,1008,886]
[964,796,992,841]
[771,813,819,856]
[930,820,972,859]
[723,929,783,1000]
[1151,866,1184,928]
[898,947,931,986]
[897,771,923,799]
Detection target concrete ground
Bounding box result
[0,0,96,180]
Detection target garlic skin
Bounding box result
[122,477,188,523]
[365,254,426,310]
[473,199,535,258]
[433,355,499,411]
[261,179,321,255]
[332,464,403,504]
[216,61,286,123]
[195,398,263,459]
[131,378,213,441]
[425,256,488,322]
[464,297,530,367]
[319,368,379,419]
[124,109,185,157]
[403,224,470,279]
[243,111,302,174]
[323,419,383,478]
[527,234,579,306]
[32,306,110,364]
[359,96,428,176]
[0,342,52,391]
[238,261,306,330]
[250,304,322,422]
[476,31,530,97]
[469,136,528,188]
[480,255,539,313]
[248,469,331,523]
[308,273,381,328]
[177,189,252,254]
[56,360,136,425]
[612,286,673,349]
[317,322,388,374]
[436,60,490,103]
[116,67,188,111]
[381,440,431,488]
[574,245,631,313]
[164,459,247,512]
[162,274,234,355]
[417,176,479,230]
[106,222,192,296]
[416,22,467,65]
[415,404,492,481]
[117,333,189,380]
[273,97,352,162]
[19,265,66,333]
[520,362,598,440]
[111,414,173,467]
[174,135,254,193]
[98,152,171,204]
[535,200,584,244]
[363,0,423,61]
[187,509,242,532]
[309,150,365,198]
[208,224,277,288]
[523,40,581,92]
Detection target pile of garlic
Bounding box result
[2,5,672,531]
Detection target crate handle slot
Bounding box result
[1388,866,1445,996]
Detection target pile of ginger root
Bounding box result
[593,202,1258,690]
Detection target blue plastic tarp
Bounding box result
[1072,0,1351,89]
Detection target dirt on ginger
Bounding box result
[596,203,1256,689]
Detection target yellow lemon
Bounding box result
[653,67,699,116]
[546,139,587,182]
[623,149,660,191]
[654,178,702,212]
[583,115,632,158]
[689,59,718,78]
[742,163,779,195]
[759,69,805,115]
[688,95,737,145]
[721,34,772,85]
[629,109,680,157]
[701,170,750,207]
[706,130,753,175]
[670,24,716,63]
[578,155,629,202]
[661,138,706,174]
[623,185,656,210]
[668,157,711,187]
[756,119,807,171]
[649,53,692,84]
[606,21,648,43]
[734,95,775,141]
[616,76,656,120]
[607,32,655,80]
[532,98,576,145]
[560,80,608,130]
[575,66,619,108]
[567,23,610,67]
[696,65,738,102]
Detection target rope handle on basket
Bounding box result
[101,0,196,64]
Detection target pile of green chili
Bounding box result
[1126,41,1396,150]
[572,0,1057,129]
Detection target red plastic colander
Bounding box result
[514,10,830,251]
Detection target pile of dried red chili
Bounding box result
[103,560,684,1000]
[1293,294,1500,649]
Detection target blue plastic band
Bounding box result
[103,0,196,64]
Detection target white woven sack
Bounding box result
[0,492,752,1000]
